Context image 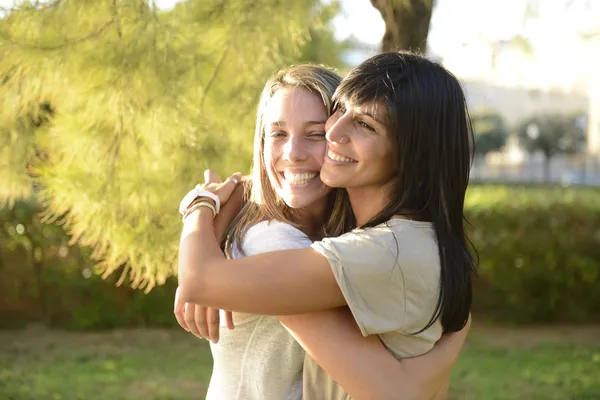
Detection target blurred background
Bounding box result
[0,0,598,399]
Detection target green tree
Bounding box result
[370,0,434,52]
[516,113,587,182]
[0,0,344,290]
[471,110,509,155]
[298,0,354,69]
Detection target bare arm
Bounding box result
[279,310,471,400]
[178,208,345,314]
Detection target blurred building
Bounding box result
[442,39,589,125]
[586,34,600,155]
[435,33,600,185]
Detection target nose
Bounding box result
[282,134,307,162]
[325,112,349,144]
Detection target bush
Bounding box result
[0,199,178,330]
[466,184,600,323]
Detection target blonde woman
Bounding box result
[176,61,470,399]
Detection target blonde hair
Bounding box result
[223,64,353,257]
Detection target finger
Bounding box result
[204,169,221,184]
[224,311,235,330]
[194,305,209,339]
[184,303,200,338]
[174,288,189,332]
[215,172,243,204]
[207,308,221,344]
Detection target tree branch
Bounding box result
[0,19,116,51]
[200,43,231,110]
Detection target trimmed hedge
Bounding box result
[0,200,178,330]
[1,185,599,329]
[466,184,600,323]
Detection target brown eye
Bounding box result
[268,131,287,138]
[332,102,346,115]
[308,131,326,139]
[358,121,375,132]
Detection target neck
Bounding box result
[292,199,328,239]
[347,185,392,227]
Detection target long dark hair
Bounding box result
[333,52,476,333]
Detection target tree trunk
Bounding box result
[543,155,551,183]
[370,0,433,53]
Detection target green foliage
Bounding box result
[516,113,587,159]
[471,110,508,155]
[466,184,600,323]
[297,0,353,69]
[0,198,178,329]
[0,0,346,290]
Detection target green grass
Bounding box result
[0,328,212,400]
[0,325,599,400]
[448,325,600,400]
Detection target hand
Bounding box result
[200,169,243,207]
[174,287,235,343]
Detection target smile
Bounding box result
[281,171,318,185]
[327,148,357,163]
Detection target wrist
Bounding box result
[182,199,217,222]
[179,185,221,215]
[184,206,215,223]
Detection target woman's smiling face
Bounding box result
[263,87,332,209]
[321,101,396,192]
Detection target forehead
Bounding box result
[263,87,327,124]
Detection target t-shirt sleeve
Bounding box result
[310,228,409,336]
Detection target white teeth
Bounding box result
[328,149,355,163]
[282,172,317,185]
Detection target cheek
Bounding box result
[263,142,281,169]
[359,138,395,175]
[378,143,397,179]
[309,142,327,166]
[263,143,281,187]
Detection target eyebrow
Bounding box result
[269,120,327,127]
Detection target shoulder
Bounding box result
[240,220,312,255]
[312,219,434,257]
[309,219,442,337]
[310,218,439,279]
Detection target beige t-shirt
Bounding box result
[302,218,444,400]
[205,221,308,400]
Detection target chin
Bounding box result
[319,175,343,189]
[283,198,314,209]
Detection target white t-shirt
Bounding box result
[302,218,444,400]
[205,220,310,400]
